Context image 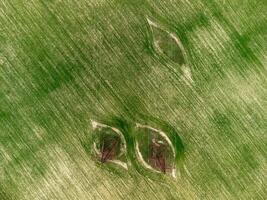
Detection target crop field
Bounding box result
[0,0,266,199]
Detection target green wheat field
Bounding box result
[0,0,266,199]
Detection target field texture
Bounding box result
[0,0,266,199]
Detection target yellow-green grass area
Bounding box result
[0,0,266,199]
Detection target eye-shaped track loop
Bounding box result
[147,17,193,85]
[91,120,128,169]
[135,123,176,177]
[147,17,185,66]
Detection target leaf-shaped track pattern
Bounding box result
[135,123,176,177]
[91,120,128,169]
[147,18,185,65]
[147,18,193,85]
